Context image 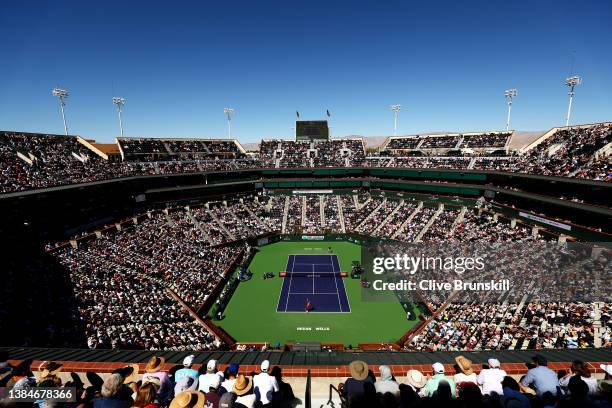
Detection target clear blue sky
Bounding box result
[0,0,610,142]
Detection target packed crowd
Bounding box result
[1,125,610,194]
[1,355,611,408]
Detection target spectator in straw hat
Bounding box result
[169,391,205,408]
[233,374,256,408]
[38,361,63,383]
[423,362,456,398]
[453,355,478,386]
[599,364,612,395]
[404,369,427,394]
[478,358,507,396]
[142,356,173,403]
[340,360,374,402]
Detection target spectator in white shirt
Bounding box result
[220,363,240,394]
[374,365,400,399]
[453,355,478,387]
[253,360,279,407]
[198,360,222,393]
[477,358,507,396]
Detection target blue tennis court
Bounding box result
[276,254,351,313]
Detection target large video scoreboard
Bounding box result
[296,120,329,142]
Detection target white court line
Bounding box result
[330,254,342,312]
[312,264,315,294]
[284,255,296,312]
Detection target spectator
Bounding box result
[175,355,199,385]
[520,355,560,397]
[134,382,160,408]
[374,365,400,399]
[558,376,599,408]
[169,391,205,408]
[559,360,598,395]
[501,376,531,408]
[340,360,374,402]
[203,374,222,408]
[599,364,612,395]
[220,364,240,394]
[199,360,222,393]
[93,373,132,408]
[142,356,173,403]
[253,360,278,407]
[404,369,427,394]
[453,355,478,387]
[233,375,256,408]
[423,362,456,398]
[477,358,507,396]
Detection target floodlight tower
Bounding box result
[224,107,235,139]
[390,104,401,136]
[504,89,517,131]
[51,87,69,135]
[564,76,581,126]
[112,97,126,137]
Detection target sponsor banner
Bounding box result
[519,211,572,231]
[302,235,325,241]
[292,190,333,194]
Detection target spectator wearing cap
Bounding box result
[340,360,374,402]
[169,391,205,408]
[93,373,132,408]
[423,362,456,398]
[203,374,222,408]
[477,358,507,396]
[559,360,598,395]
[453,355,477,387]
[199,360,222,394]
[142,356,173,403]
[233,375,256,408]
[253,360,278,407]
[220,364,240,395]
[404,369,427,395]
[520,355,559,397]
[374,365,399,399]
[175,355,199,385]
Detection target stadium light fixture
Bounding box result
[112,97,126,137]
[51,87,69,135]
[564,75,581,127]
[504,89,517,132]
[390,104,401,136]
[224,107,234,139]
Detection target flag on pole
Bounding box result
[326,110,331,117]
[296,111,300,119]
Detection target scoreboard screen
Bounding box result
[296,121,329,141]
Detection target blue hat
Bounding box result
[228,363,240,375]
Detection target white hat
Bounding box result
[488,358,501,368]
[183,355,195,367]
[432,362,445,374]
[601,364,612,376]
[261,360,270,372]
[207,359,217,371]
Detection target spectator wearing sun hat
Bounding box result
[423,362,456,398]
[404,369,427,395]
[478,358,507,396]
[340,360,374,402]
[199,360,222,393]
[253,360,278,406]
[175,355,199,385]
[453,355,478,387]
[599,364,612,395]
[233,375,256,408]
[169,391,205,408]
[142,356,173,403]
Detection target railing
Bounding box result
[322,384,346,408]
[305,369,311,408]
